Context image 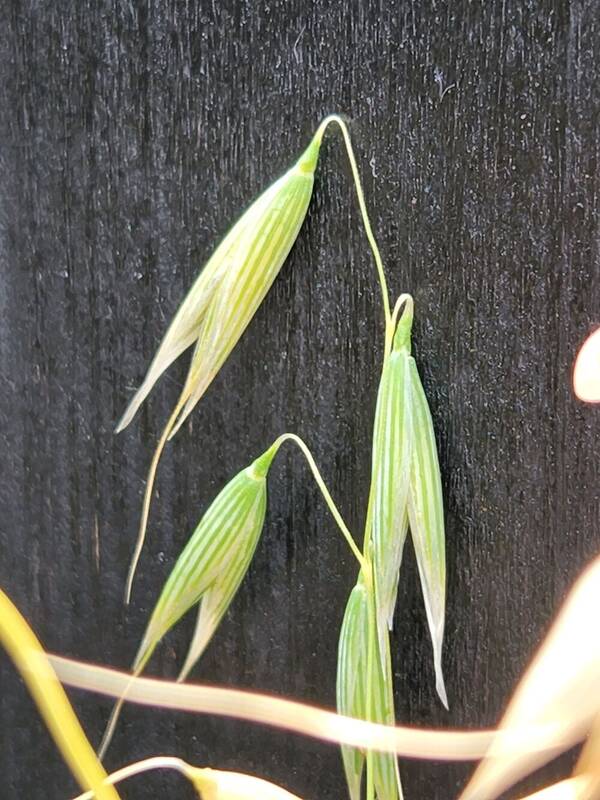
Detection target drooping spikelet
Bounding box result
[371,312,413,655]
[117,133,322,435]
[98,447,276,759]
[122,128,324,603]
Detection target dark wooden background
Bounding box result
[2,1,600,798]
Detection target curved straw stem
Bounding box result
[71,757,190,800]
[124,391,190,604]
[0,593,120,800]
[267,433,367,571]
[49,654,567,762]
[314,115,391,332]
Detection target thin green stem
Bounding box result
[267,433,367,572]
[310,117,409,800]
[315,115,391,334]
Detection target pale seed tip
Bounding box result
[392,295,414,351]
[296,135,321,174]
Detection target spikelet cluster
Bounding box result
[122,129,324,602]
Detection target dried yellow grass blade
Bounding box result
[575,713,600,778]
[461,555,600,800]
[50,653,564,760]
[569,714,600,800]
[71,757,189,800]
[573,327,600,403]
[0,590,120,800]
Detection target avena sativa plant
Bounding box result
[7,107,600,800]
[105,115,448,800]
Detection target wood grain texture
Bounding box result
[1,1,600,798]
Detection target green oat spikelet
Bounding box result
[98,447,275,759]
[122,129,323,604]
[337,573,403,800]
[167,137,321,440]
[117,132,321,435]
[371,299,414,661]
[372,295,448,708]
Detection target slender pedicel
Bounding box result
[312,115,391,335]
